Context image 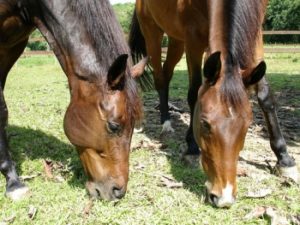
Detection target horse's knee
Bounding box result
[258,95,275,112]
[0,160,11,174]
[270,138,286,152]
[257,83,276,112]
[154,76,167,91]
[187,87,198,108]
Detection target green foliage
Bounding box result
[112,3,170,47]
[30,29,42,38]
[25,3,137,51]
[264,0,300,43]
[162,36,169,48]
[27,29,48,50]
[25,1,299,51]
[113,3,135,34]
[27,41,48,51]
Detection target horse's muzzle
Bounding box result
[207,192,235,208]
[205,181,236,208]
[86,181,127,201]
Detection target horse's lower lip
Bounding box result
[86,181,99,198]
[204,188,211,203]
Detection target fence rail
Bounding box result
[264,48,300,53]
[22,50,53,56]
[263,30,300,35]
[263,30,300,53]
[23,30,300,56]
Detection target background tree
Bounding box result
[264,0,300,43]
[27,1,300,50]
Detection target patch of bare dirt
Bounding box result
[250,89,300,144]
[133,86,300,178]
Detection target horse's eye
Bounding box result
[107,121,121,134]
[200,119,211,134]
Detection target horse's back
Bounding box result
[136,0,208,41]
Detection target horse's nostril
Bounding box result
[209,193,218,205]
[112,186,126,199]
[95,188,101,196]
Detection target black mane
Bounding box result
[34,0,142,121]
[69,0,142,121]
[225,0,265,69]
[221,0,266,108]
[69,0,130,71]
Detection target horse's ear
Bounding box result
[203,51,221,85]
[243,61,266,86]
[107,54,128,90]
[131,57,148,78]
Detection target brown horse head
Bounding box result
[194,52,266,207]
[64,54,146,200]
[24,0,148,201]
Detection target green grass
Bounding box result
[0,53,299,225]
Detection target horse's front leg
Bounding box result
[0,40,30,200]
[159,37,184,134]
[182,38,207,166]
[256,77,298,182]
[0,89,28,200]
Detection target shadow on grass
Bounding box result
[140,69,207,199]
[7,125,86,189]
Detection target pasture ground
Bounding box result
[0,50,299,224]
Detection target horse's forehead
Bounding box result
[98,91,127,113]
[200,86,223,112]
[200,93,244,121]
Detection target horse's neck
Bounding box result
[207,0,266,70]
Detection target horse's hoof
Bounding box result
[179,144,202,168]
[5,186,30,201]
[160,120,174,135]
[276,165,299,183]
[182,154,200,168]
[134,126,144,133]
[181,154,200,168]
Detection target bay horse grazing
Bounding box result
[0,0,146,201]
[129,0,298,207]
[194,0,299,207]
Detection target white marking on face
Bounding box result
[222,183,233,199]
[228,107,234,117]
[216,182,235,208]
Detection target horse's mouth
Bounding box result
[86,181,122,201]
